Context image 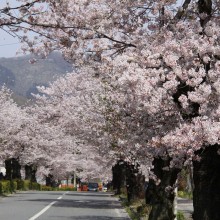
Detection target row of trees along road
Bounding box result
[1,0,220,219]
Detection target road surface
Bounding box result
[177,197,193,219]
[0,191,131,220]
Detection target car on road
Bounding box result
[102,185,108,192]
[87,182,99,191]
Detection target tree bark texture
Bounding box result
[46,174,57,187]
[4,158,21,180]
[25,164,37,182]
[112,160,126,195]
[126,163,145,202]
[112,160,145,202]
[193,145,220,220]
[146,157,181,220]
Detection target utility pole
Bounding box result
[73,171,76,187]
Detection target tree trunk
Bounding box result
[193,145,220,220]
[146,157,181,220]
[25,164,37,182]
[5,158,21,180]
[126,163,145,203]
[5,159,12,180]
[11,158,21,179]
[112,160,126,194]
[187,165,194,193]
[46,174,57,187]
[46,174,53,187]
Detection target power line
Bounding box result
[0,42,20,47]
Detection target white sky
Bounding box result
[0,33,21,58]
[0,0,22,58]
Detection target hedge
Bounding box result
[41,186,77,191]
[0,180,11,194]
[30,182,41,191]
[11,180,17,192]
[0,180,77,195]
[16,180,30,191]
[41,185,54,191]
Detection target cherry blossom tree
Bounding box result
[0,85,78,183]
[18,113,76,182]
[2,0,220,219]
[0,86,28,179]
[30,71,115,183]
[35,1,220,219]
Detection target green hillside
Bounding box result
[0,52,73,104]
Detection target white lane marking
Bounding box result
[28,192,68,220]
[115,208,129,218]
[28,201,57,220]
[115,209,121,217]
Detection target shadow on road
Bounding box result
[63,192,114,198]
[178,199,193,204]
[13,191,131,219]
[23,198,122,209]
[52,216,130,220]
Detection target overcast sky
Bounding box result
[0,0,21,58]
[0,33,21,58]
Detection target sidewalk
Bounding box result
[177,197,193,219]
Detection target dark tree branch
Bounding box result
[96,32,137,48]
[198,0,212,27]
[174,0,192,20]
[0,0,40,12]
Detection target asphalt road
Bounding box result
[177,197,193,219]
[0,191,131,220]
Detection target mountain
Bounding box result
[0,52,73,104]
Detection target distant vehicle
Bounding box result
[88,182,99,191]
[102,185,108,192]
[80,182,88,191]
